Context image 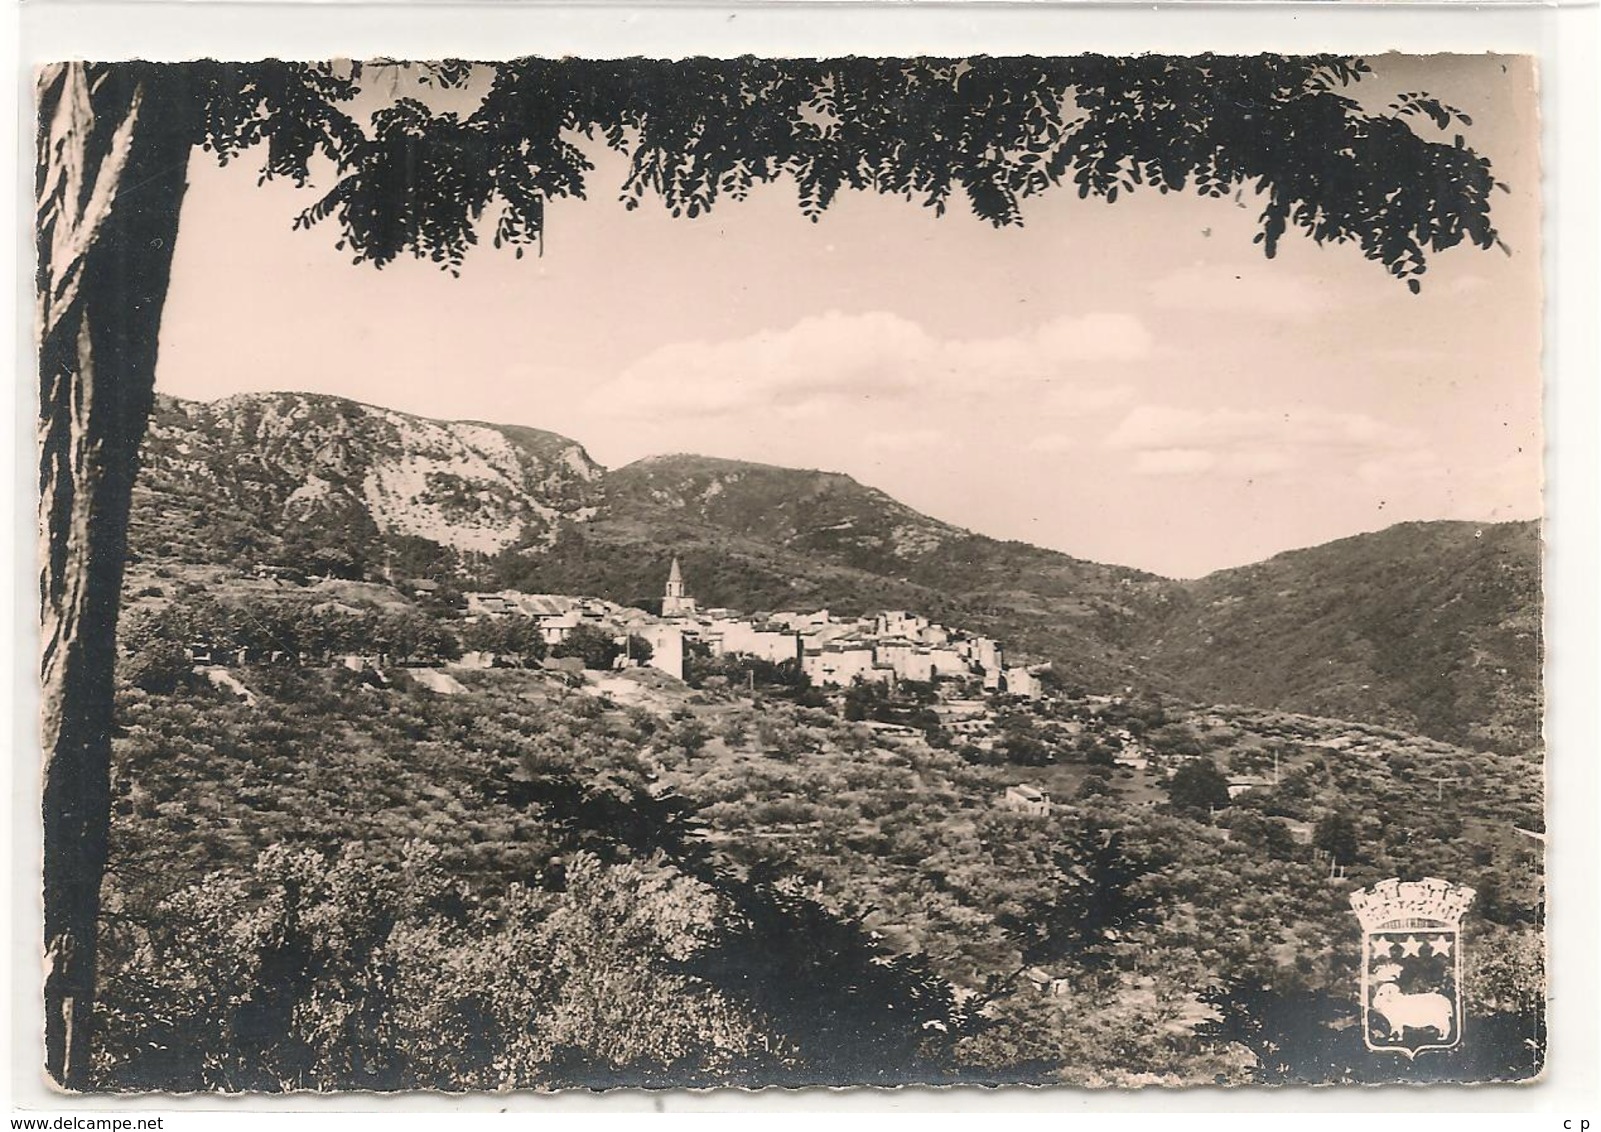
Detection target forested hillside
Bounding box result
[131,393,1542,752]
[1137,522,1542,752]
[98,564,1544,1087]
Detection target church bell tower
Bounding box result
[662,556,697,617]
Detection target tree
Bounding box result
[535,853,765,1083]
[1226,810,1298,860]
[1167,758,1232,815]
[551,624,624,671]
[842,679,885,722]
[295,546,361,581]
[623,634,655,667]
[120,636,191,695]
[1312,809,1360,868]
[459,614,547,667]
[662,716,712,760]
[1001,732,1054,767]
[1148,721,1204,757]
[996,822,1157,973]
[1075,775,1113,800]
[1081,737,1118,768]
[36,55,1504,1086]
[373,609,460,666]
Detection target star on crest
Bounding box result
[1430,934,1453,957]
[1399,936,1424,957]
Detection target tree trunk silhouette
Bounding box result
[36,62,194,1089]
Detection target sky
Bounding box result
[154,54,1542,579]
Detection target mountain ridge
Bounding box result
[1137,519,1542,750]
[131,390,1542,752]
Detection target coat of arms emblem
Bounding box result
[1349,877,1476,1058]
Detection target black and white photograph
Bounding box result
[31,50,1546,1093]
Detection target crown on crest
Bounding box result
[1349,877,1476,931]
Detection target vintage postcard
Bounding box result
[34,53,1543,1091]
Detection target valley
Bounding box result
[131,392,1543,754]
[97,526,1544,1087]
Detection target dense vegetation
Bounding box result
[1137,521,1543,752]
[96,565,1545,1089]
[129,395,1543,754]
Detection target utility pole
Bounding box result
[1422,772,1455,803]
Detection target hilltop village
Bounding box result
[124,554,1499,820]
[463,557,1047,698]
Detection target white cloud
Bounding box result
[1029,312,1153,363]
[583,310,1152,422]
[1106,404,1429,479]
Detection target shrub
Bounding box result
[1166,758,1231,815]
[122,637,192,695]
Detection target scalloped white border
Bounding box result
[6,3,1597,1119]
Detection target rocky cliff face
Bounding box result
[129,391,1543,753]
[137,393,604,557]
